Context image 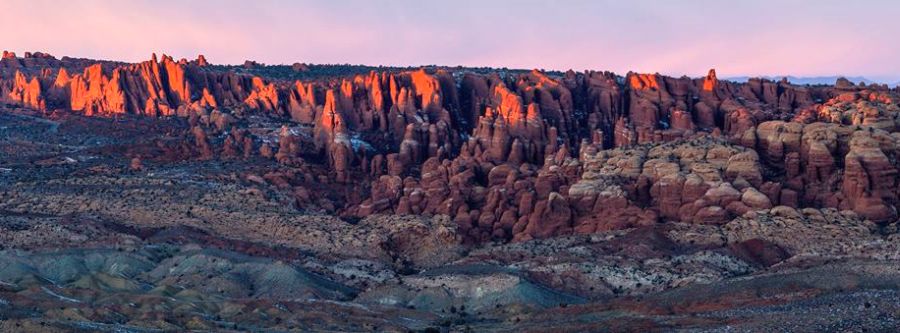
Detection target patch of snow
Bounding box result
[350,135,375,151]
[41,286,81,303]
[317,299,375,313]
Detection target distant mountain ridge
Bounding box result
[723,75,898,87]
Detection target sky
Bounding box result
[1,0,899,81]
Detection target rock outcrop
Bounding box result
[1,51,898,242]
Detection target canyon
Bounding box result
[1,51,899,332]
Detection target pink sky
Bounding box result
[1,0,898,81]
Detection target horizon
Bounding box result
[5,50,888,86]
[2,0,900,82]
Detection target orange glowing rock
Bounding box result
[160,55,191,105]
[410,68,443,115]
[365,71,385,112]
[702,69,718,92]
[492,83,525,122]
[316,90,349,147]
[244,76,278,112]
[287,80,316,123]
[69,64,103,114]
[104,68,127,114]
[53,68,70,87]
[628,72,660,90]
[339,79,354,113]
[199,88,217,108]
[8,70,44,110]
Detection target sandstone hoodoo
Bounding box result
[1,52,898,241]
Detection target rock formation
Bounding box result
[0,51,897,242]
